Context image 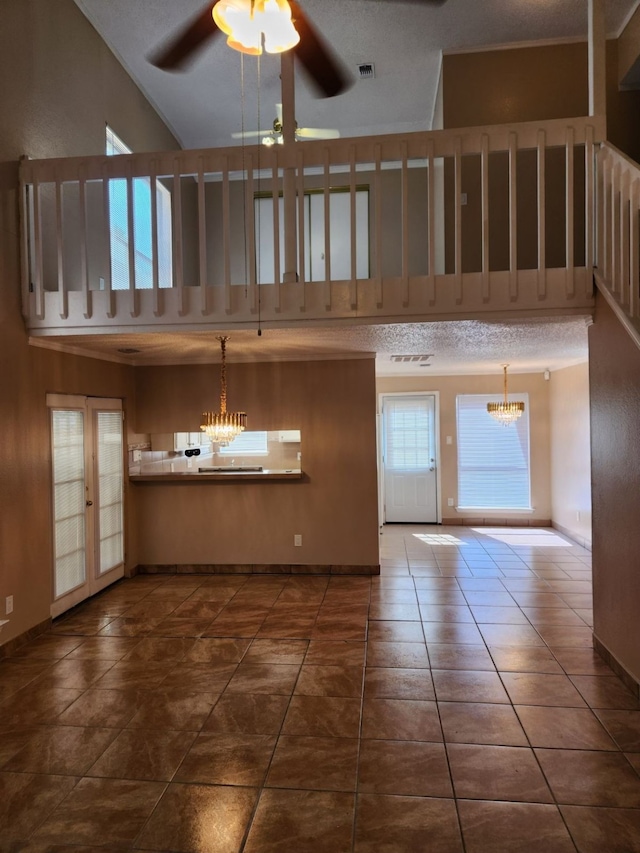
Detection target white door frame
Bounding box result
[47,393,125,618]
[378,391,442,525]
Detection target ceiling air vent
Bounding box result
[391,354,433,364]
[357,63,375,80]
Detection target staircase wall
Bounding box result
[589,290,640,687]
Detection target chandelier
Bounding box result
[213,0,300,56]
[201,336,247,446]
[487,364,525,426]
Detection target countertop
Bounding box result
[129,468,304,483]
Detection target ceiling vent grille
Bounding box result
[391,354,433,364]
[357,63,375,80]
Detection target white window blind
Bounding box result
[96,411,124,574]
[456,394,531,510]
[219,431,268,455]
[51,410,86,597]
[384,396,433,470]
[106,126,172,290]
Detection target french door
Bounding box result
[48,395,125,617]
[382,394,439,523]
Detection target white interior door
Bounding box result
[382,394,438,523]
[48,395,125,617]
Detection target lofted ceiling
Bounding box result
[73,0,636,149]
[65,0,633,374]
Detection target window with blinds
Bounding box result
[51,410,86,598]
[384,396,433,470]
[96,411,124,574]
[456,394,531,510]
[106,126,172,290]
[219,431,268,455]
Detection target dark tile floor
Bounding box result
[1,525,640,852]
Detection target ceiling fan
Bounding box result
[149,0,448,99]
[231,103,339,145]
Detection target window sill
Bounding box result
[455,507,535,514]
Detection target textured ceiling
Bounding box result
[34,315,591,375]
[74,0,636,149]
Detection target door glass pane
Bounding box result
[97,411,124,574]
[384,396,433,470]
[51,410,86,597]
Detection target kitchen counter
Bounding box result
[129,468,304,483]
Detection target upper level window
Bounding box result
[456,394,531,510]
[106,127,172,290]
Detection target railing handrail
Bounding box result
[594,140,640,352]
[19,115,605,185]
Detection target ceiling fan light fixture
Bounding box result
[213,0,299,57]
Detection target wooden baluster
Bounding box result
[374,143,383,308]
[102,161,115,319]
[454,137,463,303]
[323,145,332,310]
[78,163,91,320]
[272,158,281,311]
[149,160,161,318]
[222,156,232,314]
[297,147,306,311]
[508,131,518,301]
[245,152,257,313]
[197,156,208,315]
[401,141,410,307]
[126,160,139,318]
[427,138,436,306]
[55,171,67,320]
[565,126,575,298]
[349,144,357,310]
[630,177,640,320]
[173,159,186,316]
[536,129,546,300]
[481,133,491,302]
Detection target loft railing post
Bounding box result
[565,125,575,298]
[588,0,606,127]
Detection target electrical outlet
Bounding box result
[294,534,302,547]
[448,498,454,507]
[6,596,13,615]
[446,436,453,445]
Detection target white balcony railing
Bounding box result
[19,116,601,335]
[595,142,640,348]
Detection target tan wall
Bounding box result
[589,292,640,685]
[443,42,588,129]
[376,372,551,523]
[549,362,592,547]
[618,3,640,85]
[133,358,379,566]
[0,0,178,647]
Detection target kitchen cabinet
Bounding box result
[151,432,208,451]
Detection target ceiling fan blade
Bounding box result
[231,130,273,139]
[149,3,221,71]
[289,1,352,98]
[296,127,340,139]
[364,0,447,4]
